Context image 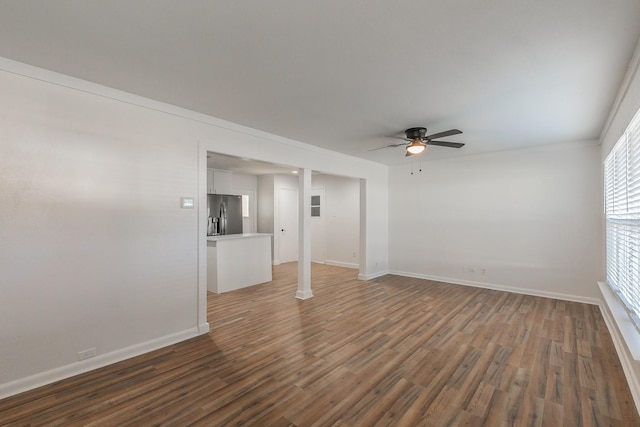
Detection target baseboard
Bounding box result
[387,269,601,306]
[325,260,359,269]
[358,271,388,281]
[0,326,205,400]
[198,322,210,334]
[295,289,314,300]
[272,259,281,266]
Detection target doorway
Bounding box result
[278,187,298,263]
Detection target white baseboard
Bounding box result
[358,271,388,281]
[295,289,313,300]
[0,326,205,400]
[387,269,601,306]
[325,260,359,269]
[272,259,281,266]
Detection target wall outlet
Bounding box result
[481,268,486,275]
[78,347,96,361]
[469,266,476,273]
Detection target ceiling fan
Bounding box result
[371,127,465,156]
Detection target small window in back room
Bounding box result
[311,195,320,217]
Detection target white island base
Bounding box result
[207,233,273,294]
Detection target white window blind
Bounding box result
[605,107,640,330]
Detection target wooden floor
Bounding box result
[1,263,638,426]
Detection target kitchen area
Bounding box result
[205,151,361,295]
[206,165,272,294]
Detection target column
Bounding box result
[296,167,313,299]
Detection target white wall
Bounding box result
[0,58,389,398]
[257,175,275,234]
[312,174,360,268]
[257,173,361,268]
[389,141,603,300]
[0,69,201,394]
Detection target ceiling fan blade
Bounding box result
[424,129,462,140]
[368,142,407,151]
[384,135,411,141]
[426,141,465,148]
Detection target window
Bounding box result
[605,107,640,330]
[311,195,320,217]
[242,194,249,218]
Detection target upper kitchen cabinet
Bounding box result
[207,169,232,194]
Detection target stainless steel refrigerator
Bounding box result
[207,194,243,235]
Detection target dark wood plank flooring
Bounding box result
[1,263,638,426]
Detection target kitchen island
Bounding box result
[206,233,272,294]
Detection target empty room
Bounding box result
[2,1,640,425]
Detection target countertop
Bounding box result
[206,233,272,242]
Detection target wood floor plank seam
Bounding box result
[1,263,638,426]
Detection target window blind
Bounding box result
[605,107,640,330]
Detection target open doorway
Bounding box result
[200,149,363,303]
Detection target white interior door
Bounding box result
[278,187,298,263]
[311,187,326,263]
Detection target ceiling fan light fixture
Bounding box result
[406,139,426,155]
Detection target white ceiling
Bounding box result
[1,1,639,166]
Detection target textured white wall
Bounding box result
[0,59,388,398]
[0,70,200,389]
[389,141,602,300]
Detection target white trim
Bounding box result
[326,260,359,269]
[598,282,640,415]
[599,282,640,361]
[295,290,314,300]
[600,36,640,144]
[387,270,601,306]
[272,259,281,266]
[358,271,387,281]
[0,327,201,400]
[198,143,210,338]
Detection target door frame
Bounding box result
[277,186,299,264]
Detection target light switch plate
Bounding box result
[181,197,194,209]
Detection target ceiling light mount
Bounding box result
[405,127,428,140]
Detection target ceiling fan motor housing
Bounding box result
[405,127,427,140]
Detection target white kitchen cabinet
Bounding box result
[207,234,272,293]
[207,169,232,194]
